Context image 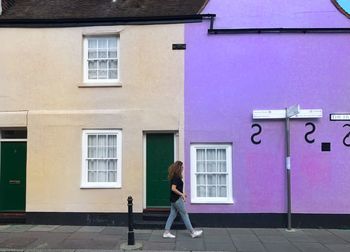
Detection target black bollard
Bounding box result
[127,196,135,245]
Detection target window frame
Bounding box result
[83,35,120,85]
[190,144,233,204]
[81,129,122,189]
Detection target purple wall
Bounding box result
[202,0,350,28]
[185,0,350,214]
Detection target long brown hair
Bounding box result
[168,161,183,180]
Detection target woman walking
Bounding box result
[163,161,203,239]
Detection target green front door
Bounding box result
[146,133,174,208]
[0,142,27,212]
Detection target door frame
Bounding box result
[0,128,28,212]
[143,131,178,209]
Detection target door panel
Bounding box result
[146,134,174,208]
[0,142,27,212]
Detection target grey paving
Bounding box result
[292,242,331,252]
[204,242,236,251]
[100,227,127,236]
[0,226,10,231]
[230,234,260,243]
[29,226,60,232]
[0,225,349,251]
[325,244,350,252]
[233,240,267,251]
[51,226,82,233]
[76,227,105,233]
[263,242,299,252]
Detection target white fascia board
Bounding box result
[253,109,323,119]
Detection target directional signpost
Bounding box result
[253,105,323,230]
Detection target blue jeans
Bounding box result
[165,198,194,232]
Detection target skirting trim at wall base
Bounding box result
[26,212,134,226]
[24,212,350,229]
[190,213,350,229]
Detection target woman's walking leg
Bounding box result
[165,203,178,230]
[174,199,194,232]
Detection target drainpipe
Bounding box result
[0,0,2,15]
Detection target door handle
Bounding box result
[9,180,21,185]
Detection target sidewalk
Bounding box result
[0,224,350,251]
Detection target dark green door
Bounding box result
[146,133,174,208]
[0,142,27,212]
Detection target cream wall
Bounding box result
[0,24,184,212]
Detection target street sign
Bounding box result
[253,109,322,119]
[330,113,350,121]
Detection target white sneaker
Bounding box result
[163,232,176,239]
[191,229,203,238]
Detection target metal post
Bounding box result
[127,196,135,245]
[285,111,292,230]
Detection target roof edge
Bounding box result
[197,0,210,14]
[0,14,204,28]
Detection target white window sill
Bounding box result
[80,184,121,189]
[191,198,234,204]
[79,82,122,88]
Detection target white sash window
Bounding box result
[81,130,122,188]
[191,144,233,204]
[84,36,119,84]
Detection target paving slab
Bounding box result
[0,226,10,232]
[232,240,266,252]
[29,226,60,232]
[257,235,289,243]
[25,233,71,249]
[2,226,34,233]
[227,228,254,235]
[176,239,205,251]
[134,233,152,241]
[134,229,152,234]
[328,230,350,242]
[26,250,75,252]
[262,242,300,252]
[77,226,105,233]
[284,233,318,243]
[230,234,260,242]
[50,226,82,233]
[100,227,128,236]
[0,249,24,252]
[192,251,231,252]
[0,237,37,249]
[302,229,333,235]
[0,233,10,244]
[202,234,232,243]
[201,228,228,236]
[76,250,118,252]
[0,248,24,252]
[252,229,283,236]
[58,238,119,250]
[67,232,116,240]
[142,241,175,251]
[292,242,331,252]
[324,243,350,252]
[307,234,349,244]
[204,242,236,251]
